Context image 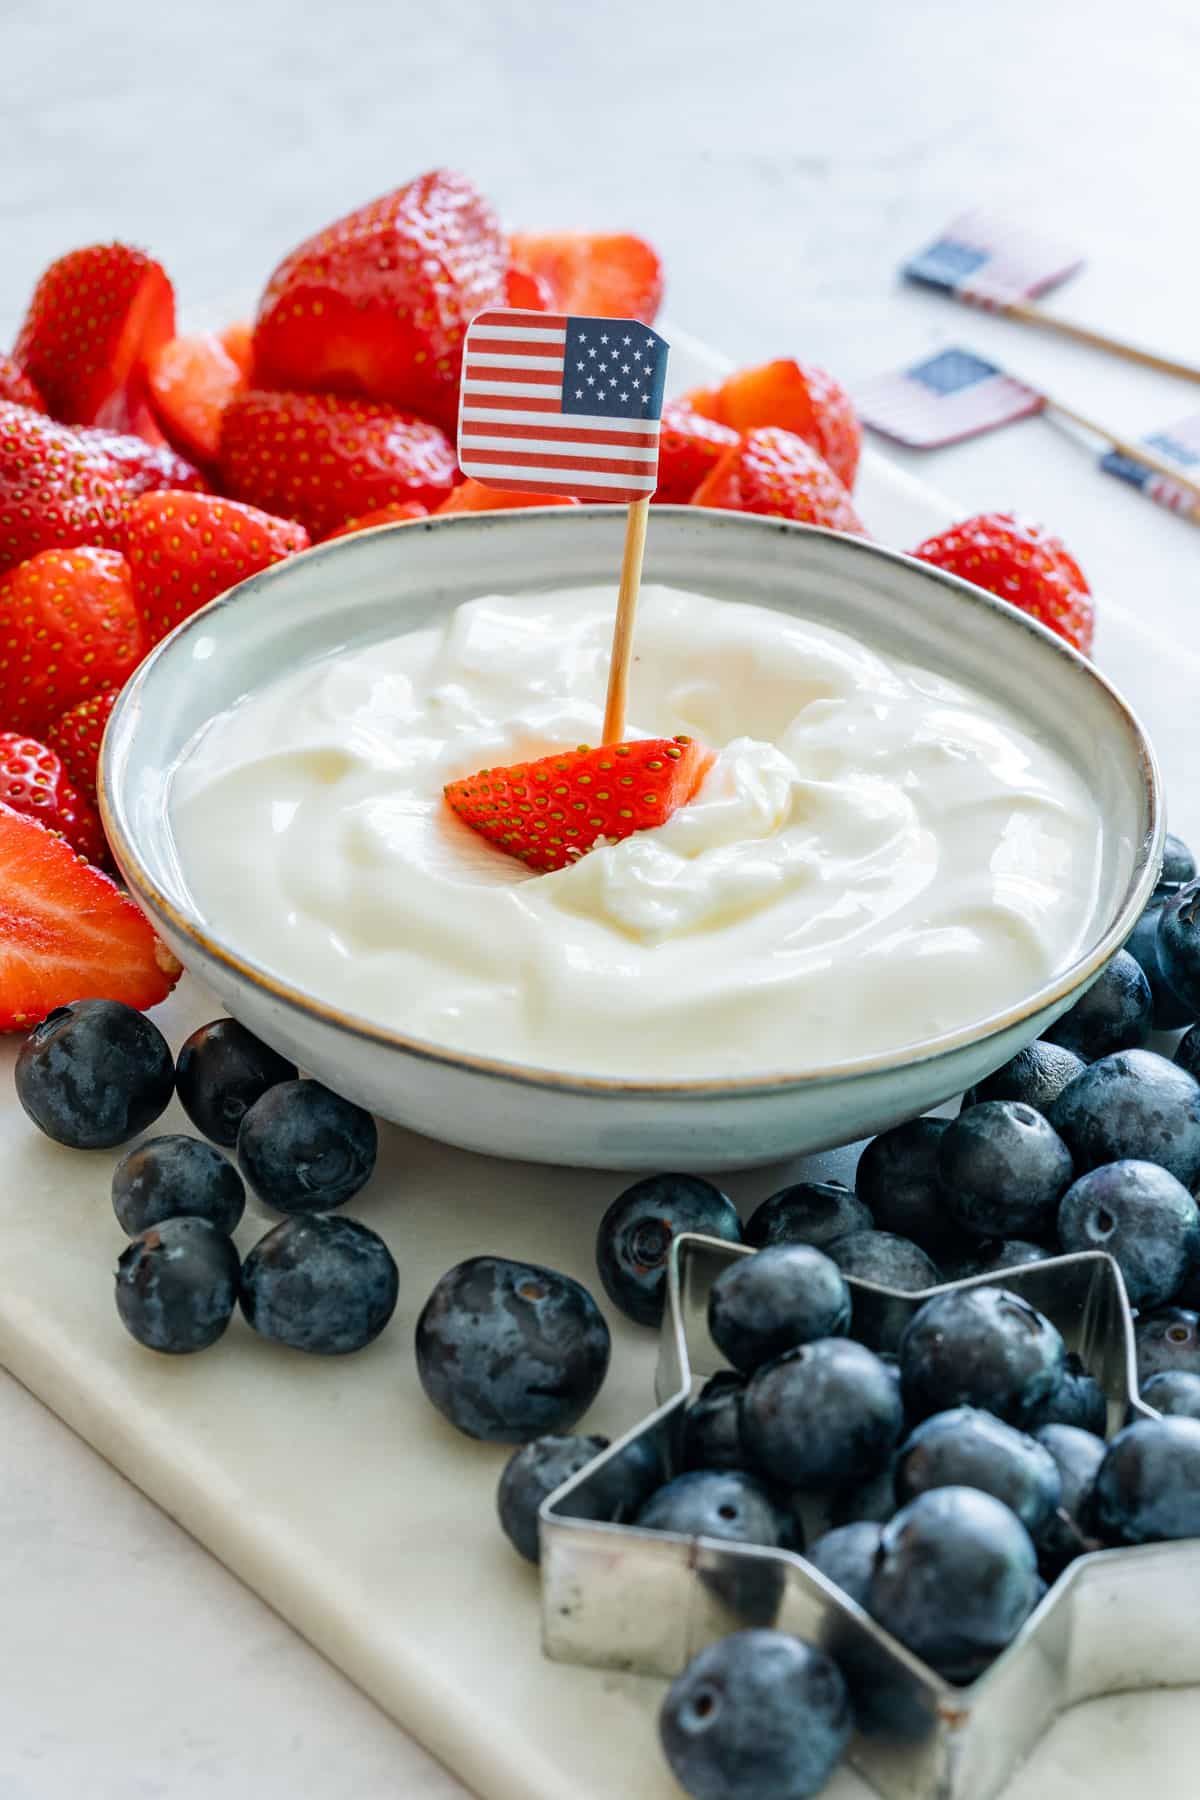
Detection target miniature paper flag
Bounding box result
[1100,414,1200,518]
[457,308,669,503]
[904,209,1084,308]
[855,347,1044,448]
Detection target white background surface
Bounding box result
[2,1,1198,1795]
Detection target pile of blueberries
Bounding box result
[15,1000,398,1356]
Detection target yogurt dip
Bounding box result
[168,583,1103,1079]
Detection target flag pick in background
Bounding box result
[902,209,1200,383]
[904,209,1083,308]
[1101,415,1200,521]
[457,307,669,504]
[854,347,1045,448]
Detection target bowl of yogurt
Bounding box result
[101,507,1160,1170]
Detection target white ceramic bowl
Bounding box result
[101,508,1162,1171]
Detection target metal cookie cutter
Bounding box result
[540,1235,1200,1800]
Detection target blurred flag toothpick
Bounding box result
[856,345,1200,524]
[457,306,670,740]
[904,209,1200,384]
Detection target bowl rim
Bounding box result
[100,506,1164,1100]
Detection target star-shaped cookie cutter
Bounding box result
[541,1235,1200,1800]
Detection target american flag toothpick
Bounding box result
[1100,415,1200,522]
[904,209,1200,384]
[458,306,670,741]
[855,347,1045,448]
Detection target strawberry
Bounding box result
[77,426,208,498]
[0,732,106,864]
[911,513,1095,655]
[216,321,255,378]
[700,361,862,490]
[504,266,554,311]
[0,353,45,413]
[444,735,713,874]
[507,232,663,323]
[320,500,428,542]
[147,331,250,463]
[0,803,180,1029]
[253,170,506,432]
[436,479,578,515]
[126,491,310,648]
[45,688,117,808]
[0,548,141,735]
[692,428,866,533]
[219,389,457,538]
[0,404,128,573]
[13,243,175,431]
[655,400,739,504]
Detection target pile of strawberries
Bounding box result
[0,162,1096,1030]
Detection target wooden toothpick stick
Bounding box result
[994,298,1200,386]
[1041,391,1200,522]
[602,496,651,743]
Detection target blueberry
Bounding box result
[595,1174,742,1327]
[1157,881,1200,1020]
[943,1240,1051,1282]
[708,1246,850,1373]
[415,1255,610,1442]
[1176,1026,1200,1085]
[855,1117,964,1258]
[806,1521,882,1610]
[743,1339,903,1489]
[744,1180,872,1251]
[867,1486,1039,1683]
[241,1214,398,1353]
[1045,951,1153,1060]
[1034,1423,1105,1572]
[1093,1416,1200,1543]
[937,1102,1073,1241]
[1047,1049,1200,1188]
[828,1458,900,1528]
[111,1134,245,1237]
[825,1230,940,1354]
[660,1630,853,1800]
[1024,1351,1108,1435]
[894,1407,1061,1537]
[682,1372,749,1473]
[16,999,174,1150]
[636,1468,789,1549]
[1128,901,1194,1031]
[1057,1159,1200,1310]
[1134,1307,1200,1383]
[115,1216,240,1354]
[176,1017,298,1147]
[962,1041,1087,1114]
[496,1433,609,1563]
[1140,1370,1200,1420]
[1157,833,1197,898]
[563,1432,664,1527]
[637,1468,792,1624]
[237,1079,377,1213]
[900,1285,1066,1426]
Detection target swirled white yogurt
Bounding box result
[168,583,1102,1078]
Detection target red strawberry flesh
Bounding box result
[444,736,713,874]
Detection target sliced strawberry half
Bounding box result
[507,231,663,323]
[692,427,865,534]
[0,803,180,1029]
[655,399,740,504]
[704,361,862,491]
[444,736,712,874]
[436,479,578,515]
[0,732,107,864]
[147,330,251,464]
[13,243,175,432]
